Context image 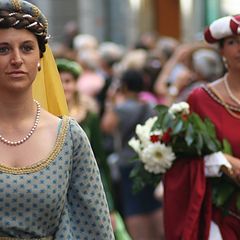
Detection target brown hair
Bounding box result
[0,10,48,57]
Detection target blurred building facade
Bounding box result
[31,0,240,47]
[181,0,240,42]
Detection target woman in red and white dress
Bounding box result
[163,15,240,240]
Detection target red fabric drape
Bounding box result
[164,157,211,240]
[163,87,240,240]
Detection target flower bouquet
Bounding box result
[128,102,240,211]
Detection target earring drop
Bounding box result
[37,62,41,71]
[222,57,228,69]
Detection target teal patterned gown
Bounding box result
[0,117,114,239]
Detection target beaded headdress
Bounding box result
[0,0,48,40]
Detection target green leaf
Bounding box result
[204,118,217,138]
[129,156,139,163]
[162,113,172,129]
[212,182,235,207]
[154,107,172,131]
[222,139,232,155]
[153,105,169,130]
[202,134,218,153]
[154,105,168,114]
[130,161,162,193]
[196,132,203,155]
[172,120,183,134]
[190,113,206,131]
[130,164,141,178]
[185,123,194,146]
[132,179,146,193]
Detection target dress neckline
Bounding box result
[0,116,70,175]
[202,85,240,112]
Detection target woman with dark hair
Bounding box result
[0,0,114,239]
[164,15,240,240]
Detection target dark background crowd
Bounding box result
[31,0,239,239]
[53,24,225,239]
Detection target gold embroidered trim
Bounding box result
[11,0,21,12]
[32,5,40,18]
[203,85,240,112]
[0,116,70,175]
[203,85,240,119]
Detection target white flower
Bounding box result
[168,102,190,116]
[140,142,176,174]
[135,116,158,147]
[128,137,141,154]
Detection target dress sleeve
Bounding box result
[55,119,114,239]
[82,113,115,212]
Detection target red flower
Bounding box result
[161,128,172,143]
[150,134,160,143]
[181,113,188,121]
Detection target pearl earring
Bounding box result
[222,57,228,69]
[37,62,41,71]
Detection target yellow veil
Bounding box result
[32,44,69,116]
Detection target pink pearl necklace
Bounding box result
[0,100,41,146]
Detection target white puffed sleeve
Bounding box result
[204,151,232,177]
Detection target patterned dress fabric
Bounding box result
[0,117,114,239]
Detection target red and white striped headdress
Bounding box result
[204,15,240,43]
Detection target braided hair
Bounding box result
[0,10,48,57]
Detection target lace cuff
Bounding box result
[204,151,232,177]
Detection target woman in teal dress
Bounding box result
[0,0,114,239]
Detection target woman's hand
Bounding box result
[222,154,240,183]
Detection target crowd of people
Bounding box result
[54,13,240,240]
[52,10,240,240]
[0,0,239,239]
